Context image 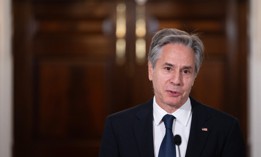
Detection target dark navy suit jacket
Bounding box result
[99,98,246,157]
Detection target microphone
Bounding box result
[174,135,182,157]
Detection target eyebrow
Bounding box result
[182,66,193,69]
[164,62,174,67]
[164,62,193,70]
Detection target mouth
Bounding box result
[166,90,181,97]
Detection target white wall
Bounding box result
[0,0,12,157]
[249,0,261,157]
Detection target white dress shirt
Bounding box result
[153,97,192,157]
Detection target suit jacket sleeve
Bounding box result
[99,101,154,157]
[99,117,119,157]
[221,119,246,157]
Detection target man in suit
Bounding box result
[99,28,246,157]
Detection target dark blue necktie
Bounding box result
[158,114,176,157]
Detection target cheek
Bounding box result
[153,74,165,89]
[184,78,196,89]
[190,79,195,87]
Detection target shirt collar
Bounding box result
[153,97,192,127]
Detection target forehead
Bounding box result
[158,43,195,63]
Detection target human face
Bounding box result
[148,43,197,113]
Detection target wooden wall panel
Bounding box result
[36,61,108,140]
[13,1,116,157]
[34,35,112,58]
[191,60,226,109]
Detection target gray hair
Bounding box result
[148,28,204,74]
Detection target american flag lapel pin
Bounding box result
[202,128,208,132]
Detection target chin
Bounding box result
[165,96,186,105]
[165,99,182,107]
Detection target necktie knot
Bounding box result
[162,114,175,129]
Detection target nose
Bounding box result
[170,71,182,86]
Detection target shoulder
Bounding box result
[190,97,239,125]
[106,99,153,123]
[190,98,243,140]
[189,98,246,157]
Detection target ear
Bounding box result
[148,62,153,81]
[191,73,197,87]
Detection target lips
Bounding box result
[166,90,182,97]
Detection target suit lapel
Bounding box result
[185,99,212,157]
[132,98,213,157]
[134,101,155,157]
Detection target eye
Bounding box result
[164,66,172,71]
[182,69,191,74]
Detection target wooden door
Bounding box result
[12,0,248,157]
